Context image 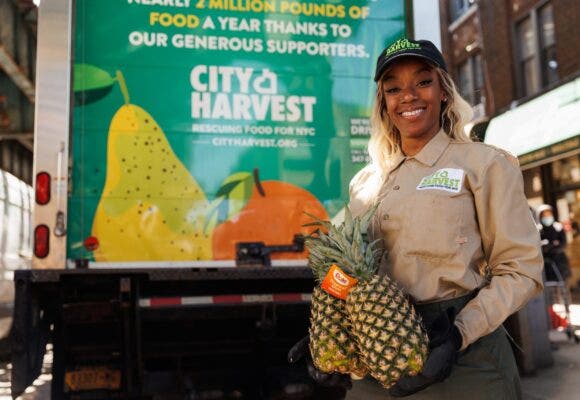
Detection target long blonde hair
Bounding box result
[367,65,474,175]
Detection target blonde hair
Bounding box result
[367,66,474,175]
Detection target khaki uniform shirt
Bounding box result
[349,130,543,349]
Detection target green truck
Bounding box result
[12,0,413,398]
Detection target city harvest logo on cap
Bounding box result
[385,38,421,57]
[374,38,447,81]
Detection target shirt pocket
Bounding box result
[378,201,401,252]
[401,191,468,260]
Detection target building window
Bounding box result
[448,0,476,22]
[456,54,484,107]
[538,3,558,86]
[516,2,558,97]
[517,16,541,97]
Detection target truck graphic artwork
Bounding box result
[14,0,408,398]
[65,0,407,264]
[91,71,213,261]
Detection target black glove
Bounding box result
[288,335,352,390]
[388,308,462,397]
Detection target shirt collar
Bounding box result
[411,129,450,166]
[386,129,450,174]
[386,152,406,175]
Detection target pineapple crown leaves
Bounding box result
[303,204,383,283]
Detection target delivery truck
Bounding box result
[12,0,411,398]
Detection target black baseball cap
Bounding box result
[374,38,447,81]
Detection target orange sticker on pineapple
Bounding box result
[321,264,358,300]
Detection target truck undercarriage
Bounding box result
[12,267,345,399]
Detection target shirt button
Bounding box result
[393,185,400,190]
[383,214,390,220]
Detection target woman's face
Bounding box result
[381,58,446,147]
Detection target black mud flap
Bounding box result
[11,272,50,398]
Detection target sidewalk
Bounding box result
[7,335,580,399]
[522,282,580,400]
[521,332,580,400]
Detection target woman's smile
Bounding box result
[381,57,445,155]
[399,107,426,119]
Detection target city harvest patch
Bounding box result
[416,168,464,193]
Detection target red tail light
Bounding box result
[84,236,99,251]
[34,225,50,258]
[35,172,51,205]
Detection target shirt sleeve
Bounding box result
[348,164,385,251]
[454,151,544,350]
[348,164,382,218]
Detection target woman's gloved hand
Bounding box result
[288,335,353,390]
[388,308,462,397]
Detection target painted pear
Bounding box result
[92,71,211,261]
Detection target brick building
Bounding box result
[440,0,579,115]
[439,0,580,284]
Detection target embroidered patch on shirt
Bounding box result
[416,168,464,193]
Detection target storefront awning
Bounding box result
[485,77,580,165]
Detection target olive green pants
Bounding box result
[347,295,522,400]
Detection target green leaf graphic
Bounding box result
[74,64,115,92]
[215,179,243,198]
[74,64,116,106]
[204,172,254,233]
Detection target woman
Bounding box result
[345,38,544,399]
[288,38,544,399]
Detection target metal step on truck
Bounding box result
[12,0,411,398]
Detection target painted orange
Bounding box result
[212,181,329,260]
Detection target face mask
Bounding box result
[541,216,555,226]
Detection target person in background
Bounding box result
[290,38,544,399]
[536,204,571,282]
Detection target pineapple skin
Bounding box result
[346,275,429,389]
[309,287,368,376]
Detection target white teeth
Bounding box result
[401,109,423,117]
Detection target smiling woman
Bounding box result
[380,59,444,156]
[305,38,544,400]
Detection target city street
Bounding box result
[3,305,580,400]
[521,333,580,400]
[1,1,579,399]
[518,287,580,400]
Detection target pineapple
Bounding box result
[307,205,429,389]
[347,276,429,388]
[308,287,366,375]
[306,230,367,377]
